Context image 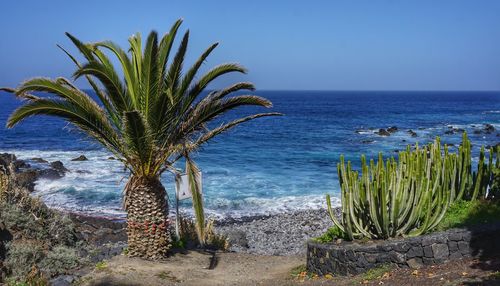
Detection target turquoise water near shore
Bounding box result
[0,91,499,218]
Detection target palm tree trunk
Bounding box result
[124,176,171,259]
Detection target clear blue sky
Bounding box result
[1,0,499,91]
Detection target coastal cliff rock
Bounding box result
[0,153,69,192]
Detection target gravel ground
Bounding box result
[216,208,340,256]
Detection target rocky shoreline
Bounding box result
[1,152,338,260]
[217,208,337,256]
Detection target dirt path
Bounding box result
[79,253,499,286]
[80,251,304,286]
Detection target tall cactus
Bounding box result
[327,132,497,240]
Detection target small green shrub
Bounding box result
[4,241,45,280]
[39,246,80,277]
[314,226,347,243]
[435,200,500,231]
[0,174,86,282]
[95,261,108,271]
[0,181,77,247]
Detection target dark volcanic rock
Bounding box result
[39,169,63,180]
[407,129,418,137]
[362,140,374,144]
[445,127,465,135]
[387,126,398,133]
[30,157,49,163]
[51,161,68,172]
[484,124,495,134]
[70,214,126,246]
[71,155,88,162]
[376,129,391,136]
[50,275,75,286]
[14,169,39,191]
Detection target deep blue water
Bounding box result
[0,91,499,218]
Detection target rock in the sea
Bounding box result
[39,169,64,180]
[407,129,418,137]
[71,155,88,161]
[376,129,391,136]
[473,130,482,135]
[387,126,398,133]
[108,157,116,160]
[484,124,495,134]
[50,161,68,173]
[31,161,69,180]
[361,140,374,144]
[30,157,49,163]
[445,128,465,135]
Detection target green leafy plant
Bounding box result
[95,261,108,271]
[2,19,281,258]
[326,133,498,240]
[4,241,45,281]
[313,225,347,243]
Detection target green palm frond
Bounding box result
[73,61,130,112]
[184,63,247,111]
[140,31,159,117]
[56,44,120,128]
[95,40,138,106]
[7,98,122,157]
[185,156,205,245]
[123,111,154,176]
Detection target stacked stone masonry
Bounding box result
[307,223,500,276]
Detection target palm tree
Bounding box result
[1,19,280,259]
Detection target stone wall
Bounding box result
[307,223,500,276]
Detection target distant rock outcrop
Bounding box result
[407,129,418,137]
[0,153,69,192]
[376,129,391,136]
[71,155,88,162]
[387,126,398,133]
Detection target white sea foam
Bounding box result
[1,148,338,218]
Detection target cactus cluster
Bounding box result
[327,132,498,240]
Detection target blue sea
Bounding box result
[0,91,499,218]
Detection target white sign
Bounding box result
[175,172,202,200]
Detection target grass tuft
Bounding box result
[435,200,500,231]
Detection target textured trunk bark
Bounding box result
[124,176,171,259]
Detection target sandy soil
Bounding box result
[80,251,304,286]
[79,253,499,286]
